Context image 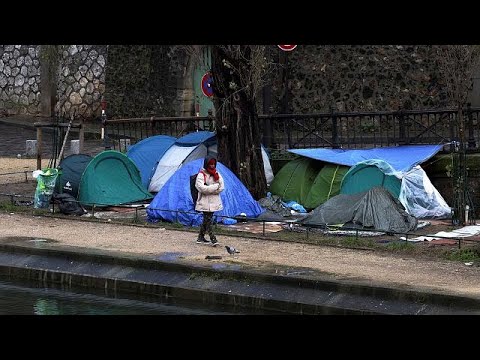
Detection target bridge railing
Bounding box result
[104,107,480,152]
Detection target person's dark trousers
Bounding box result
[199,211,215,241]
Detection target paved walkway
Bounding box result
[1,213,480,314]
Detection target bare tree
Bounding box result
[434,45,480,224]
[209,45,274,199]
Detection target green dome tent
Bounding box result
[78,150,153,207]
[269,158,348,210]
[303,164,349,210]
[340,160,401,199]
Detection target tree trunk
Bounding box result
[211,46,267,200]
[40,45,58,117]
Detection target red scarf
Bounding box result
[207,166,219,181]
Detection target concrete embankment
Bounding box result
[0,239,479,315]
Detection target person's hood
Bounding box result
[203,156,217,169]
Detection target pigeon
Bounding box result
[225,245,240,256]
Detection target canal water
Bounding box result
[0,278,279,315]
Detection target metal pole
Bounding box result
[36,127,42,170]
[58,116,73,162]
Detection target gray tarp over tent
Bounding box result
[302,186,418,233]
[340,159,450,219]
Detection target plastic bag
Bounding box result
[34,168,60,209]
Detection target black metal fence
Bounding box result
[104,107,480,152]
[104,115,215,152]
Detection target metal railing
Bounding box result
[104,114,215,152]
[104,107,480,151]
[260,107,479,150]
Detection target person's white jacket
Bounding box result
[195,169,224,212]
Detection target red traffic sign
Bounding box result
[278,45,297,51]
[201,71,213,97]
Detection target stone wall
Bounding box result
[55,45,108,119]
[0,44,473,119]
[269,45,449,113]
[0,45,107,120]
[0,45,41,115]
[0,44,192,120]
[104,45,190,118]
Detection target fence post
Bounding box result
[102,111,111,150]
[398,110,406,145]
[331,105,339,148]
[150,117,155,136]
[207,109,215,131]
[467,103,476,149]
[36,126,42,170]
[79,118,84,153]
[263,109,273,149]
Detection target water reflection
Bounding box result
[0,279,280,315]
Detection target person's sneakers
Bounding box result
[210,236,219,246]
[196,236,210,244]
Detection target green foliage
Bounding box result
[385,241,416,252]
[0,202,19,212]
[444,248,480,262]
[342,236,375,248]
[171,221,184,228]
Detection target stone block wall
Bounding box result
[0,45,41,115]
[103,45,189,118]
[0,45,107,120]
[0,44,474,119]
[55,45,108,120]
[269,45,450,113]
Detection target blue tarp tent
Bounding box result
[146,158,265,226]
[289,144,445,173]
[126,135,176,189]
[175,131,217,146]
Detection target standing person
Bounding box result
[195,156,224,245]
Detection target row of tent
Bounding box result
[57,131,274,203]
[53,131,452,229]
[55,131,270,225]
[56,152,264,226]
